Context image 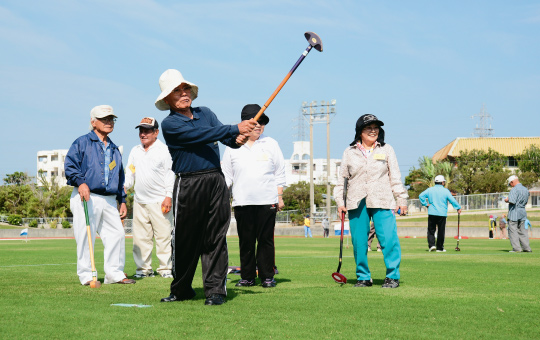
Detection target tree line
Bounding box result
[405,145,540,198]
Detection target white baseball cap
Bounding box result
[507,175,518,185]
[89,105,117,130]
[155,69,199,111]
[434,175,446,183]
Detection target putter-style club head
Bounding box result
[332,272,347,284]
[304,31,323,52]
[455,247,461,251]
[90,280,102,288]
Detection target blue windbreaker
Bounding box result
[419,184,461,217]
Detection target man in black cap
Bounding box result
[222,104,286,288]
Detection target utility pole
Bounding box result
[301,100,337,223]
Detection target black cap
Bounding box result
[351,114,385,146]
[241,104,270,125]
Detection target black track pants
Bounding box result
[170,169,230,298]
[234,205,277,281]
[427,215,447,250]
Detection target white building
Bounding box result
[284,141,342,186]
[37,146,123,187]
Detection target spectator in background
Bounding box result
[504,175,532,253]
[322,217,330,238]
[488,215,497,239]
[124,117,175,279]
[304,215,312,238]
[222,104,286,288]
[498,214,508,239]
[367,219,381,252]
[419,175,462,252]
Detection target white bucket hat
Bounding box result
[89,105,117,130]
[434,175,446,183]
[155,69,199,111]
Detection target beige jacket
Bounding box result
[334,143,408,210]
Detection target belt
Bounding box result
[176,168,222,178]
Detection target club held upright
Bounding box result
[83,200,101,288]
[253,32,323,122]
[332,178,348,284]
[455,212,461,251]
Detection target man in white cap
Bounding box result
[65,105,135,285]
[419,175,462,252]
[124,117,175,279]
[155,69,256,305]
[504,175,532,252]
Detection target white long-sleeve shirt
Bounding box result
[222,134,286,207]
[124,139,175,204]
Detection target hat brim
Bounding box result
[155,81,199,111]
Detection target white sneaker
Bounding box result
[161,273,173,278]
[429,246,436,252]
[377,248,382,252]
[436,249,447,252]
[367,248,372,252]
[134,272,155,278]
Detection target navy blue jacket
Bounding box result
[162,106,240,174]
[64,130,126,203]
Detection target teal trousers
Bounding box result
[348,199,401,280]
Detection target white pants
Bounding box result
[132,200,173,275]
[70,189,127,284]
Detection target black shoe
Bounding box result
[204,294,226,305]
[235,279,255,287]
[354,280,373,287]
[261,278,276,288]
[160,288,196,302]
[381,277,399,288]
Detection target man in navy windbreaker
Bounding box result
[65,105,135,286]
[419,175,462,252]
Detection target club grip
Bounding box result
[343,178,348,208]
[83,200,90,226]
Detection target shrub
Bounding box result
[29,220,38,228]
[61,220,71,229]
[49,220,57,229]
[8,215,22,226]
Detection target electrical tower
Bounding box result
[471,104,494,137]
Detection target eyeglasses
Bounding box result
[362,126,379,132]
[98,117,117,123]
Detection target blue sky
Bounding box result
[1,0,539,182]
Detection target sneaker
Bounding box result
[377,248,382,252]
[133,272,154,278]
[381,277,399,288]
[429,246,436,252]
[367,248,372,252]
[262,278,276,288]
[354,280,373,287]
[436,249,447,252]
[235,279,255,287]
[161,273,173,278]
[509,250,522,253]
[523,250,533,253]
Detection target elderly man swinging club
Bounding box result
[65,105,135,285]
[156,69,256,305]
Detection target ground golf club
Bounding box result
[332,178,348,284]
[253,31,323,122]
[455,212,461,251]
[83,200,101,288]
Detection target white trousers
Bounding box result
[70,189,127,284]
[132,201,173,275]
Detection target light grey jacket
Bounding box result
[334,143,408,210]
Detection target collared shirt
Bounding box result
[124,139,175,204]
[161,106,240,174]
[64,130,126,203]
[419,184,461,217]
[222,134,286,206]
[99,140,112,186]
[333,143,408,210]
[356,141,379,158]
[508,183,529,221]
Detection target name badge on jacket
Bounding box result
[373,154,386,160]
[109,160,117,170]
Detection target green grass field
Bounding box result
[1,237,539,339]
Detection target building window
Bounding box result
[313,164,316,171]
[507,156,518,167]
[41,171,48,177]
[51,155,58,162]
[38,156,47,162]
[323,165,327,172]
[302,154,310,160]
[293,155,299,160]
[51,171,58,177]
[293,165,299,170]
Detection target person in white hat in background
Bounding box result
[124,117,175,279]
[504,175,532,253]
[65,105,135,285]
[155,69,256,306]
[419,175,462,252]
